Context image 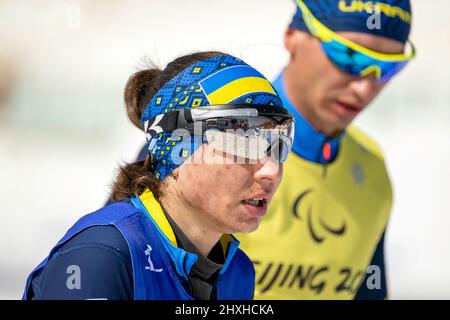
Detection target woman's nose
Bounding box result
[254,157,282,184]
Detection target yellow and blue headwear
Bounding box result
[141,54,289,180]
[290,0,415,82]
[290,0,412,43]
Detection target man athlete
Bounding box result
[237,0,415,299]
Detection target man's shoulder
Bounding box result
[345,125,387,162]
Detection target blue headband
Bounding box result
[290,0,412,43]
[141,55,283,180]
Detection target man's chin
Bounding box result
[322,108,357,133]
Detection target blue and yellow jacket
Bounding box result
[236,73,392,300]
[23,189,255,300]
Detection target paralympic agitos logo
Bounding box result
[292,189,346,243]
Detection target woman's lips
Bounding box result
[241,199,268,217]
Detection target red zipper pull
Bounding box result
[322,142,331,162]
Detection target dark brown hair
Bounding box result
[111,51,226,202]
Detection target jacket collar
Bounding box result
[131,189,240,280]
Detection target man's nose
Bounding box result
[349,74,381,103]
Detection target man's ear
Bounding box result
[284,29,309,58]
[284,28,298,57]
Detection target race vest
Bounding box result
[23,191,255,300]
[237,126,392,299]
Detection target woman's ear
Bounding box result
[172,168,179,181]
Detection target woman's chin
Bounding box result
[233,217,261,234]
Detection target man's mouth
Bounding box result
[336,99,363,110]
[331,99,364,118]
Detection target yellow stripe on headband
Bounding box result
[206,77,276,105]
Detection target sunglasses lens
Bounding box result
[204,117,294,163]
[266,137,291,163]
[378,60,408,82]
[205,130,269,161]
[321,40,408,82]
[322,41,354,72]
